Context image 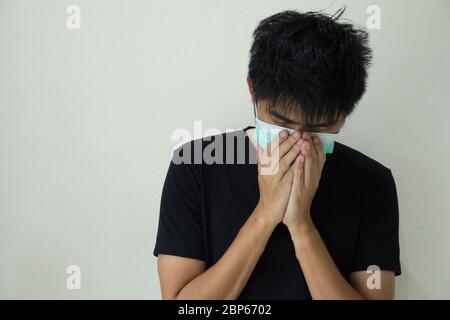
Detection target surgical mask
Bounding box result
[253,115,338,154]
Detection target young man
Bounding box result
[153,10,401,300]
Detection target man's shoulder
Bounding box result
[332,141,392,179]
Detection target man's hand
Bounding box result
[283,132,326,228]
[255,130,302,227]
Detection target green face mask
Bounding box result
[253,117,338,154]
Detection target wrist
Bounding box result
[253,202,280,230]
[287,215,316,238]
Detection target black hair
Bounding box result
[248,8,372,126]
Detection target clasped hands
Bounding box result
[256,130,326,230]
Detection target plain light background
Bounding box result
[0,0,449,299]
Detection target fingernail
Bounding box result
[314,136,321,144]
[280,131,288,138]
[293,131,300,139]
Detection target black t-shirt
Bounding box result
[153,127,401,299]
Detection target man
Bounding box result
[153,9,401,299]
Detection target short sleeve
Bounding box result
[153,156,205,261]
[351,169,401,276]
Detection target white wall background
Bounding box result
[0,0,449,299]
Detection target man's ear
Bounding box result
[246,75,256,105]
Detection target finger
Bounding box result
[277,130,301,158]
[293,153,305,185]
[301,130,311,141]
[310,136,320,167]
[313,136,326,169]
[265,130,300,173]
[266,130,289,156]
[282,162,294,184]
[303,132,319,167]
[302,139,314,185]
[257,130,287,166]
[278,138,303,180]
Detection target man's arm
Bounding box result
[157,131,303,299]
[288,221,395,299]
[158,206,276,300]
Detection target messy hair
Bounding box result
[248,8,372,126]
